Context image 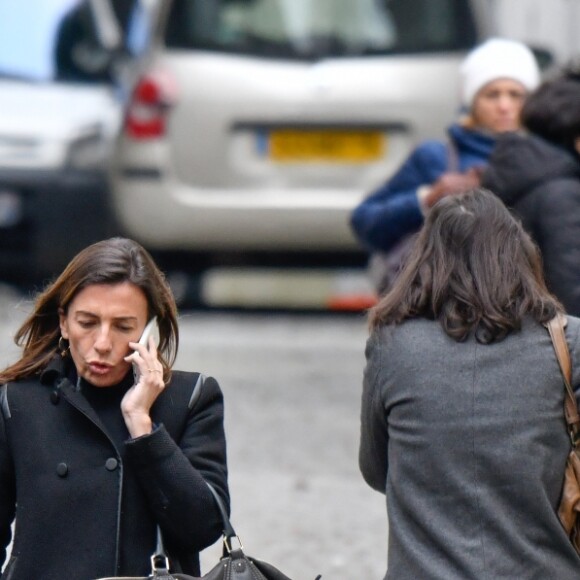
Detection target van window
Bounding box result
[165,0,478,59]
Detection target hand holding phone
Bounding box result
[123,316,164,438]
[132,317,160,383]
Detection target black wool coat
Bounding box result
[0,356,229,580]
[483,132,580,315]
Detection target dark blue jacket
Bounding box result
[350,123,496,252]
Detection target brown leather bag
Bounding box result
[546,315,580,553]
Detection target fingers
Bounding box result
[125,337,163,386]
[147,334,158,356]
[144,366,164,386]
[127,336,158,362]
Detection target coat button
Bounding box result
[56,462,68,477]
[50,390,60,405]
[105,458,119,471]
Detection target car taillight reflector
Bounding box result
[125,70,177,140]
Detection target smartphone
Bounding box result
[133,316,160,382]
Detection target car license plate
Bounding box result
[268,129,385,162]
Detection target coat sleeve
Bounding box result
[0,385,15,569]
[123,375,228,552]
[349,141,448,252]
[358,331,389,493]
[535,179,580,317]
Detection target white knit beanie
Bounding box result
[460,38,540,108]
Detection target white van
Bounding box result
[109,0,494,280]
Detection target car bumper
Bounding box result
[111,176,362,252]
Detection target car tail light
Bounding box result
[125,70,177,140]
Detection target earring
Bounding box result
[58,336,69,358]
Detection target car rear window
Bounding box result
[164,0,478,59]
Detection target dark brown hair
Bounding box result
[369,188,561,343]
[521,65,580,156]
[0,237,179,383]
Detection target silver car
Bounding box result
[110,0,493,264]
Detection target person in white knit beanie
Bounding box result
[460,37,540,110]
[351,37,541,294]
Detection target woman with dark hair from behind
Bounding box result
[359,188,580,579]
[0,237,228,579]
[482,63,580,315]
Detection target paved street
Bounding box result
[0,289,388,579]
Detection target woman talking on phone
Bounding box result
[0,237,228,579]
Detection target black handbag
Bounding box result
[95,483,321,580]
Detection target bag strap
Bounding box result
[546,315,580,446]
[205,482,243,554]
[150,527,171,575]
[151,483,236,574]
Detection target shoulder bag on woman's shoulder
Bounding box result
[546,315,580,554]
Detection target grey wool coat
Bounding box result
[359,316,580,579]
[0,356,228,580]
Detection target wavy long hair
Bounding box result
[0,238,179,383]
[369,189,561,343]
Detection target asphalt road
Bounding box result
[0,288,388,579]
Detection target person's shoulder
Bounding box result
[2,375,44,391]
[166,370,223,408]
[1,375,41,386]
[169,370,220,389]
[367,319,443,371]
[495,131,528,146]
[0,375,47,411]
[411,139,447,162]
[369,318,437,350]
[494,132,566,166]
[393,141,448,181]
